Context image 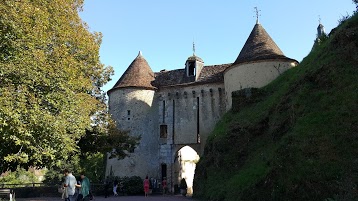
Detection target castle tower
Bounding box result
[184,42,204,82]
[317,23,325,37]
[317,16,325,38]
[312,20,326,51]
[107,51,159,178]
[224,21,298,110]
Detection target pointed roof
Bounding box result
[186,54,204,63]
[187,41,203,63]
[233,23,295,65]
[110,51,155,91]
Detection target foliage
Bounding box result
[338,13,351,25]
[41,120,140,184]
[318,32,329,44]
[43,152,106,184]
[122,176,143,195]
[78,122,140,160]
[194,13,358,201]
[42,155,81,184]
[0,167,39,185]
[42,168,65,185]
[0,0,112,171]
[0,0,140,174]
[180,178,187,189]
[77,152,105,183]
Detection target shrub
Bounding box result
[122,176,143,195]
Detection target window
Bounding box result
[197,97,200,143]
[187,61,195,76]
[127,110,131,120]
[160,125,168,138]
[162,101,165,123]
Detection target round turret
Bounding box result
[107,51,158,178]
[109,51,156,91]
[224,22,298,110]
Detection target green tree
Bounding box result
[78,122,140,160]
[0,0,138,172]
[0,168,39,185]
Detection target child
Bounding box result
[113,179,119,196]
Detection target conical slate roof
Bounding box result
[110,51,155,91]
[233,23,293,65]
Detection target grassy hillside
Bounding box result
[193,14,358,201]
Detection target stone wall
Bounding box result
[157,83,226,153]
[107,82,227,183]
[107,88,159,178]
[224,61,297,110]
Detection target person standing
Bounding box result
[75,172,91,201]
[75,178,82,201]
[143,175,150,197]
[104,176,110,198]
[113,179,119,196]
[162,177,167,195]
[63,169,77,201]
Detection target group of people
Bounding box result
[143,176,167,197]
[63,170,169,200]
[62,169,91,201]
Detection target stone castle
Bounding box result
[106,20,300,194]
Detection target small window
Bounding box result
[127,110,131,115]
[160,125,168,138]
[187,61,195,76]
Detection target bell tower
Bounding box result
[317,16,326,37]
[185,42,204,81]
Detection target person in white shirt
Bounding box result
[63,169,77,201]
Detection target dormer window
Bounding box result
[187,61,196,76]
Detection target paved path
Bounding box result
[16,195,197,201]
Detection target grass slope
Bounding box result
[193,14,358,201]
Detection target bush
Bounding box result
[122,176,143,195]
[0,168,39,184]
[43,153,105,185]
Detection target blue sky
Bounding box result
[79,0,356,93]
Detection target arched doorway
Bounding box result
[175,146,200,195]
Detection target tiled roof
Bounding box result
[152,69,186,87]
[151,63,231,88]
[110,52,156,90]
[197,64,231,83]
[233,23,294,65]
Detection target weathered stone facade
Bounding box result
[224,60,297,109]
[107,88,159,177]
[106,22,298,194]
